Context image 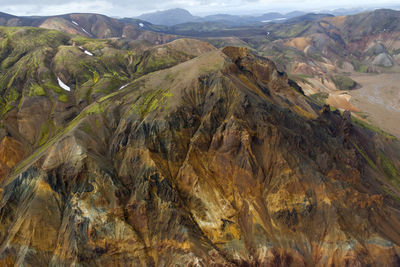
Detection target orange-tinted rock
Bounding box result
[0,136,24,181]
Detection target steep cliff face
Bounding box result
[0,45,400,266]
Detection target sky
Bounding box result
[1,0,399,17]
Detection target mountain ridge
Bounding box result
[135,8,308,26]
[0,25,399,264]
[0,12,177,43]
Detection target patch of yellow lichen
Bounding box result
[267,188,309,213]
[237,73,259,91]
[152,239,192,253]
[292,105,317,120]
[236,73,271,102]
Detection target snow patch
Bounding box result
[119,84,129,90]
[262,18,286,23]
[81,28,90,35]
[77,45,93,56]
[139,23,144,28]
[84,50,93,56]
[72,21,79,26]
[57,77,71,91]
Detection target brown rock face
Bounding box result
[0,136,24,182]
[0,47,400,266]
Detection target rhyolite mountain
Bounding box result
[177,9,400,138]
[0,12,177,44]
[0,26,214,177]
[0,25,399,266]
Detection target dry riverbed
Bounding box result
[349,73,400,138]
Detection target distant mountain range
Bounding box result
[136,8,308,26]
[0,9,336,40]
[134,7,400,26]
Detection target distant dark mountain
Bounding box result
[137,8,200,26]
[135,8,308,26]
[204,14,248,22]
[0,11,16,19]
[285,11,308,18]
[285,13,334,23]
[0,12,41,27]
[328,8,369,16]
[0,12,15,26]
[257,12,286,21]
[128,11,332,38]
[253,11,307,23]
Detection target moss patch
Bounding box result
[132,88,173,119]
[38,122,50,146]
[308,92,329,105]
[351,116,396,140]
[29,84,46,97]
[86,102,104,114]
[0,88,20,115]
[351,140,377,170]
[379,152,400,187]
[331,75,357,90]
[58,94,69,103]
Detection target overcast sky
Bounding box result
[1,0,399,17]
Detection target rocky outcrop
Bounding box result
[369,42,387,55]
[372,52,394,67]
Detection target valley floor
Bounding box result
[349,73,400,138]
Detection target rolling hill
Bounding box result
[0,12,177,44]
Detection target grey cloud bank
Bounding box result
[1,0,400,17]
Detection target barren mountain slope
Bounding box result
[0,42,399,266]
[0,26,215,181]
